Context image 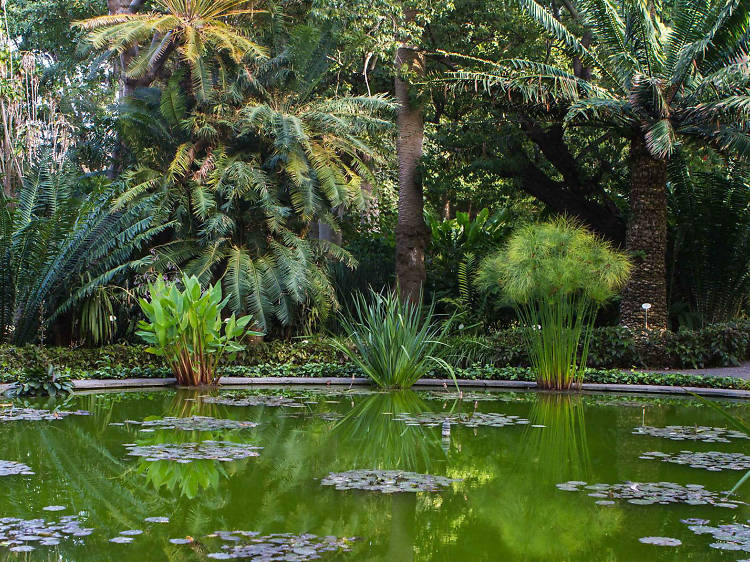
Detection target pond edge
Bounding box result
[3,377,748,398]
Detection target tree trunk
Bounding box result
[394,9,428,304]
[620,136,668,329]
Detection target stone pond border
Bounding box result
[2,377,749,399]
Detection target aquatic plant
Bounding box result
[203,532,357,559]
[0,407,90,422]
[640,451,750,471]
[331,289,455,389]
[632,425,749,443]
[115,416,258,432]
[0,460,34,476]
[478,218,631,389]
[321,469,459,493]
[137,275,258,386]
[556,481,742,508]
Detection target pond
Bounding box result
[1,386,750,560]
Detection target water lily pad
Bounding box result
[120,529,143,536]
[169,538,192,544]
[0,460,34,476]
[202,394,303,408]
[110,536,134,544]
[0,407,90,423]
[201,532,356,559]
[0,514,93,552]
[321,469,460,493]
[393,411,530,428]
[125,441,262,462]
[632,425,749,443]
[114,416,258,432]
[639,536,682,547]
[556,481,743,508]
[683,519,750,552]
[144,516,169,523]
[640,450,750,471]
[42,505,66,512]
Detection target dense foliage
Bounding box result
[0,0,748,382]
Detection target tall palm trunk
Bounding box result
[394,9,428,304]
[620,136,668,329]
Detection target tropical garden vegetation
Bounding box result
[0,0,749,390]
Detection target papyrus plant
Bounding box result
[137,275,257,386]
[478,219,631,389]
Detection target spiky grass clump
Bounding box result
[478,218,631,389]
[332,290,454,389]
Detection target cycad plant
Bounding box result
[478,219,630,389]
[332,290,455,389]
[452,0,750,329]
[0,158,169,344]
[111,28,393,334]
[137,274,256,386]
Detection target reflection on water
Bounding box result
[333,391,444,472]
[0,388,749,560]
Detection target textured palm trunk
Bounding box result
[620,136,668,330]
[394,9,428,304]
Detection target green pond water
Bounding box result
[2,386,750,561]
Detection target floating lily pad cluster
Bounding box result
[556,481,742,508]
[114,416,258,432]
[419,391,508,402]
[202,395,303,408]
[639,451,750,471]
[0,407,90,423]
[683,518,750,552]
[0,460,34,476]
[125,441,262,462]
[632,425,749,443]
[393,411,530,428]
[321,469,460,493]
[281,411,342,422]
[201,531,356,560]
[0,514,93,552]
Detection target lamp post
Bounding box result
[641,303,652,330]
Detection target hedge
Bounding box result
[452,321,750,369]
[1,320,750,387]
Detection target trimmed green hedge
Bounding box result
[223,363,750,390]
[452,321,750,369]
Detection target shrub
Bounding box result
[137,275,256,386]
[4,365,74,398]
[332,290,455,389]
[478,219,631,389]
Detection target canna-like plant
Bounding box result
[331,289,455,389]
[478,218,631,389]
[137,274,257,386]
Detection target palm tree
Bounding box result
[115,37,394,333]
[75,0,267,99]
[452,0,750,328]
